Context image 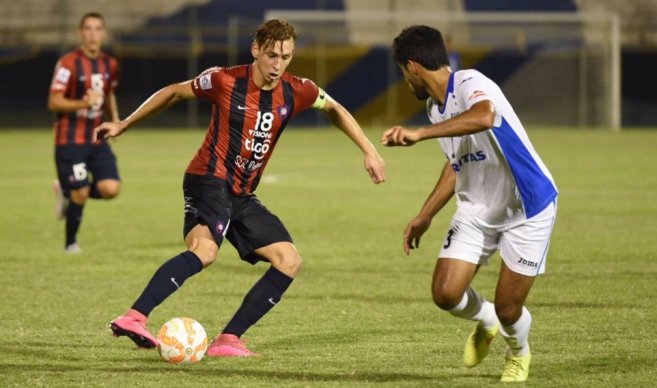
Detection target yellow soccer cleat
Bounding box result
[500,350,531,383]
[463,323,500,367]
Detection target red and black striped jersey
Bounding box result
[188,64,319,196]
[50,49,119,145]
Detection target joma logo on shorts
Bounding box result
[517,257,538,267]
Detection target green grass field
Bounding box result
[1,127,656,387]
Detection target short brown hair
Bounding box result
[254,19,297,50]
[79,12,104,29]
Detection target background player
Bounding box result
[48,12,121,253]
[94,19,385,357]
[381,25,557,382]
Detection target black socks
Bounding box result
[131,251,203,316]
[223,266,293,337]
[65,202,84,247]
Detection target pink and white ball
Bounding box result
[157,317,208,364]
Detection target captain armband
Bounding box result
[312,87,329,109]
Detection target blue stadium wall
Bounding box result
[1,0,655,127]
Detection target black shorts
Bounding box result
[182,173,293,264]
[54,143,120,197]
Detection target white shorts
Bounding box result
[438,200,557,276]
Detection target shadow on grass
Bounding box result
[531,301,642,309]
[0,361,498,383]
[289,293,429,304]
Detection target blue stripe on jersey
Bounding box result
[493,117,557,218]
[438,73,456,115]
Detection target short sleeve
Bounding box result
[456,73,494,111]
[192,66,222,102]
[293,77,320,112]
[50,59,72,94]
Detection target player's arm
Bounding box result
[106,90,120,122]
[316,90,386,184]
[94,80,195,141]
[381,100,495,147]
[403,161,456,255]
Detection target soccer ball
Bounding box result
[157,317,208,364]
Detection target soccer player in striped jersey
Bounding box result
[48,12,121,254]
[382,26,558,382]
[95,19,386,356]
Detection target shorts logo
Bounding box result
[183,196,197,215]
[215,219,230,237]
[516,257,538,268]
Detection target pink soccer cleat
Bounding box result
[206,333,259,357]
[110,309,158,349]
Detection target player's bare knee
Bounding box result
[188,239,218,267]
[272,254,302,278]
[432,286,461,310]
[495,303,522,326]
[101,186,120,199]
[70,188,90,204]
[98,181,121,199]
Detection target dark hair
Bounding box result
[392,25,449,70]
[79,12,105,29]
[254,19,297,49]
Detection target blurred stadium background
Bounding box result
[1,0,656,129]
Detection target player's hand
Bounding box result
[364,151,386,184]
[93,121,126,142]
[381,126,419,147]
[84,89,103,108]
[402,215,432,255]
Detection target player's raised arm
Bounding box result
[382,101,495,147]
[316,91,386,184]
[94,80,195,141]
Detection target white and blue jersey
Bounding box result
[428,69,557,227]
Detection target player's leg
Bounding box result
[496,201,556,382]
[87,143,121,199]
[93,179,121,199]
[208,196,297,357]
[495,264,534,382]
[110,225,214,349]
[52,179,68,220]
[433,258,500,367]
[54,145,92,253]
[65,186,91,253]
[110,174,227,348]
[434,215,500,367]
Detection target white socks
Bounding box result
[448,287,499,331]
[499,306,532,357]
[448,288,532,357]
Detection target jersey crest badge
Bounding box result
[277,104,290,120]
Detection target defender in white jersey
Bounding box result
[382,25,557,383]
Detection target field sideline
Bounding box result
[1,127,656,387]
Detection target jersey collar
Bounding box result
[437,72,455,115]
